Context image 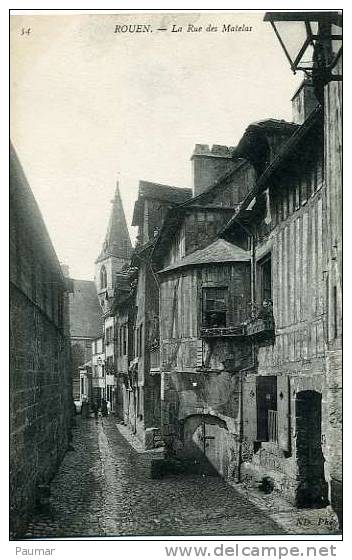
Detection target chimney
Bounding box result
[60,263,70,278]
[191,144,236,197]
[291,79,319,125]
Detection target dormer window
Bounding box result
[100,265,107,289]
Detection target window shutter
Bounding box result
[242,374,257,441]
[277,374,291,454]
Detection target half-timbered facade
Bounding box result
[222,89,330,509]
[114,181,192,448]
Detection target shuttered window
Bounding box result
[202,287,228,328]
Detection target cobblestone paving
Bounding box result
[24,416,286,538]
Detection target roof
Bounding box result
[132,181,192,226]
[10,143,66,284]
[158,239,250,275]
[180,158,248,208]
[96,182,132,264]
[221,105,323,237]
[69,280,103,338]
[139,180,192,203]
[247,118,298,132]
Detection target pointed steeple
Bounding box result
[96,181,132,264]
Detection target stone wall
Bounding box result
[161,369,242,478]
[10,145,72,538]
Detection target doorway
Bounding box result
[295,391,328,507]
[182,415,229,477]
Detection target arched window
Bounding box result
[100,265,107,289]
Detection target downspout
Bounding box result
[251,233,256,319]
[229,218,257,482]
[237,373,244,483]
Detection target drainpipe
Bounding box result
[250,233,256,318]
[227,218,257,482]
[237,373,244,483]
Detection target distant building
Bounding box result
[10,144,73,538]
[66,277,103,403]
[94,182,133,412]
[91,337,105,407]
[79,361,92,404]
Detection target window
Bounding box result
[135,325,143,357]
[105,326,113,345]
[100,265,107,289]
[258,254,272,304]
[135,326,139,358]
[138,324,143,357]
[106,356,114,374]
[122,325,127,356]
[202,287,228,328]
[256,376,277,442]
[57,291,64,329]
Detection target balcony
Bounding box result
[150,347,160,371]
[245,301,275,339]
[200,325,246,338]
[246,316,275,336]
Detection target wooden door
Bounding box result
[183,415,228,477]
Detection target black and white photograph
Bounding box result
[9,8,342,544]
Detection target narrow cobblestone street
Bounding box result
[23,416,286,538]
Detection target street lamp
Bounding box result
[264,12,342,84]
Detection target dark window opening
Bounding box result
[119,325,127,356]
[202,287,228,328]
[258,254,272,305]
[256,376,277,442]
[105,326,113,345]
[123,325,127,356]
[100,265,107,290]
[139,323,143,357]
[57,292,64,329]
[333,286,338,339]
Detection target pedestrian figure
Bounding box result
[101,399,108,417]
[92,401,99,421]
[81,399,89,419]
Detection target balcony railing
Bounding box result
[246,316,275,337]
[245,301,275,338]
[200,325,246,338]
[268,409,278,443]
[150,347,160,370]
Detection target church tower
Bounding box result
[95,181,132,313]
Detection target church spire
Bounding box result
[96,181,132,264]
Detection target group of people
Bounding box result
[80,398,111,419]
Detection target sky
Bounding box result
[10,11,301,280]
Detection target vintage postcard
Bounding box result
[9,8,342,548]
